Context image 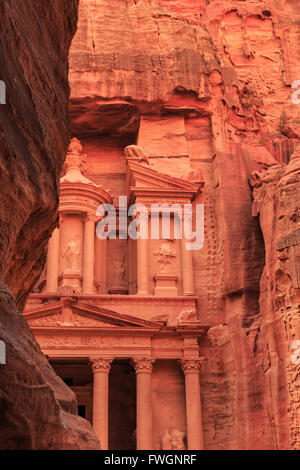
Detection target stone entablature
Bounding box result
[26,293,199,326]
[24,297,207,359]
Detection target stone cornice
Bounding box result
[30,327,161,337]
[27,293,199,303]
[31,326,207,337]
[59,183,113,216]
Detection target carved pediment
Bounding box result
[27,311,112,328]
[24,300,160,330]
[127,161,204,204]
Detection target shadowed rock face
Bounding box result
[0,0,99,450]
[250,143,300,450]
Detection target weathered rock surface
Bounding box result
[250,143,300,449]
[67,0,300,449]
[0,0,100,449]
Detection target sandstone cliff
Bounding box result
[68,0,300,449]
[0,0,299,450]
[0,0,99,449]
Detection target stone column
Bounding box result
[181,236,195,296]
[90,357,113,450]
[45,227,60,293]
[83,214,95,294]
[137,238,149,295]
[131,358,154,450]
[95,236,108,294]
[136,212,149,295]
[181,358,204,450]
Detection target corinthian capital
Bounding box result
[89,357,113,373]
[131,357,155,374]
[180,357,204,375]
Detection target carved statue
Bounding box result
[178,308,198,324]
[161,431,172,450]
[124,145,150,165]
[171,430,185,450]
[63,240,81,273]
[153,242,176,273]
[68,137,83,155]
[162,429,186,450]
[61,137,88,181]
[112,251,126,284]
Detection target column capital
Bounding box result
[131,357,155,374]
[180,357,205,375]
[89,357,113,373]
[84,211,98,223]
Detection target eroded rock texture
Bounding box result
[67,0,300,449]
[0,0,99,449]
[251,143,300,449]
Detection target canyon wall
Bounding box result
[69,0,300,449]
[0,0,99,449]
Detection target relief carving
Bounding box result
[124,145,150,165]
[161,429,186,450]
[112,251,126,284]
[63,137,87,175]
[58,285,81,296]
[153,242,177,274]
[63,239,81,274]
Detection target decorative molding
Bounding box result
[131,357,155,373]
[28,293,198,303]
[127,160,204,206]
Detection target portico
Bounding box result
[23,298,207,450]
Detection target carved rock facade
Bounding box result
[1,0,300,451]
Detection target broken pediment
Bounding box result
[127,161,204,205]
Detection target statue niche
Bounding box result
[152,241,179,296]
[108,240,129,295]
[153,242,177,275]
[63,239,81,274]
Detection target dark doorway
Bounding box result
[109,359,136,450]
[78,405,86,419]
[50,359,93,423]
[62,377,73,386]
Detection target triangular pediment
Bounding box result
[24,299,160,330]
[127,161,203,198]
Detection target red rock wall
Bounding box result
[0,0,99,449]
[250,144,300,449]
[69,0,300,449]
